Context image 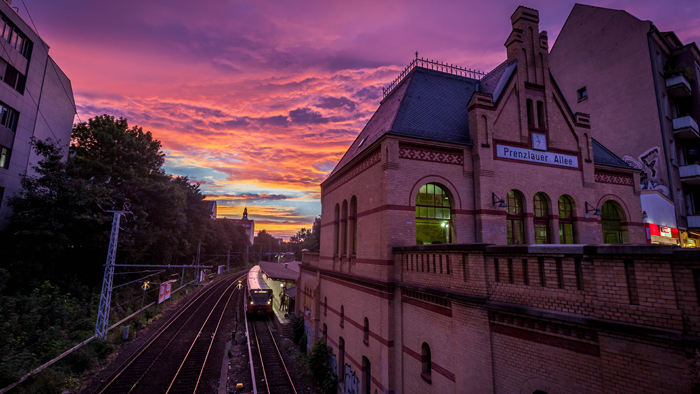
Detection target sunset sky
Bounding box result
[19,0,700,238]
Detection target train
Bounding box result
[246,265,273,314]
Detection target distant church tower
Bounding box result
[242,207,248,219]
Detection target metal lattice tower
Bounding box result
[94,210,129,339]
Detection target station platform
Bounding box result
[272,303,292,338]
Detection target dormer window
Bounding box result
[577,87,588,101]
[358,138,366,147]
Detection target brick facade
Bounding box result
[296,6,699,394]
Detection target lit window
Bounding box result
[506,190,524,245]
[558,195,575,244]
[415,183,453,245]
[533,192,550,244]
[0,145,10,169]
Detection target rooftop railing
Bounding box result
[382,53,486,99]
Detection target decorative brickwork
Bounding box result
[594,171,634,185]
[324,149,381,193]
[399,144,464,165]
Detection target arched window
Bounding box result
[341,200,348,255]
[536,101,545,129]
[602,201,627,244]
[362,356,371,394]
[350,196,358,254]
[416,183,453,245]
[533,192,550,244]
[322,323,327,338]
[558,195,575,244]
[334,204,340,255]
[526,99,535,127]
[338,337,345,379]
[340,305,344,328]
[363,317,369,345]
[421,342,432,383]
[324,296,327,316]
[506,190,525,245]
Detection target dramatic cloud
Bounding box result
[21,0,699,237]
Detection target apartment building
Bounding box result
[550,4,700,247]
[0,0,76,226]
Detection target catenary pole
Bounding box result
[95,209,128,339]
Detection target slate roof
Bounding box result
[592,138,632,169]
[329,67,479,177]
[478,60,508,96]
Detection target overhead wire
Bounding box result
[113,270,165,289]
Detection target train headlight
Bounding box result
[267,300,271,304]
[250,301,254,305]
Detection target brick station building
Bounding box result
[297,6,700,394]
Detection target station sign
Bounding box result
[199,270,206,283]
[496,145,578,168]
[217,265,225,274]
[158,281,172,304]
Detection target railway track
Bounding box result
[92,272,246,394]
[247,315,297,394]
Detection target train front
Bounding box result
[246,266,273,314]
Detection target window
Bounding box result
[322,323,327,338]
[602,201,627,244]
[522,259,529,285]
[363,317,369,345]
[341,200,348,255]
[358,137,366,147]
[574,257,583,291]
[536,101,545,129]
[577,87,587,101]
[362,356,371,394]
[0,145,10,169]
[3,64,25,94]
[558,195,575,244]
[324,297,327,316]
[421,342,432,383]
[333,204,340,255]
[507,258,514,283]
[506,190,525,245]
[350,196,357,254]
[338,337,345,379]
[415,183,453,245]
[538,257,546,287]
[533,192,550,244]
[340,305,344,328]
[526,99,534,127]
[0,14,31,58]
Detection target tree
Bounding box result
[288,217,321,260]
[254,230,281,260]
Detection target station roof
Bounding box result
[258,261,300,281]
[592,138,633,169]
[329,67,479,177]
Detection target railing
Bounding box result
[673,115,699,133]
[665,74,692,95]
[679,163,700,178]
[382,54,486,99]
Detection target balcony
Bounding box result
[673,115,700,140]
[688,215,700,229]
[666,74,692,98]
[680,164,700,185]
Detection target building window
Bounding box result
[555,257,564,289]
[506,190,525,245]
[0,14,32,58]
[334,204,340,255]
[507,258,514,284]
[363,317,369,345]
[338,337,345,379]
[577,87,587,101]
[533,192,550,244]
[415,183,453,245]
[526,99,534,127]
[324,297,327,316]
[536,101,545,129]
[538,257,546,287]
[522,259,529,285]
[421,342,432,383]
[341,200,348,255]
[322,323,327,338]
[574,257,583,291]
[0,145,10,169]
[362,356,371,394]
[602,201,627,244]
[340,305,344,328]
[350,196,357,254]
[558,195,575,244]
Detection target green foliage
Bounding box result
[307,338,337,394]
[0,115,253,390]
[288,217,321,260]
[290,312,305,345]
[254,229,282,258]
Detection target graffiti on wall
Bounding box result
[329,347,337,380]
[303,315,313,353]
[623,147,669,196]
[344,364,359,394]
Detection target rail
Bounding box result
[248,317,297,394]
[382,53,486,99]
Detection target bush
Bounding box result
[307,338,337,394]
